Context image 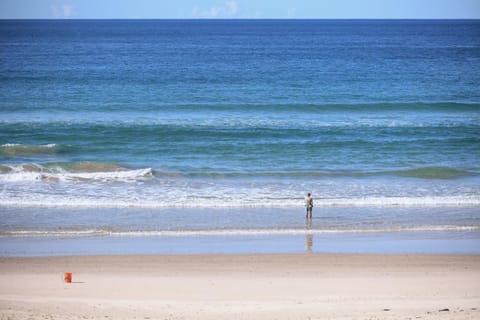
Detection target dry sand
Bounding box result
[1,253,479,319]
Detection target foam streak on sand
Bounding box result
[2,225,479,238]
[0,254,479,320]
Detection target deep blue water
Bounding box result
[0,20,479,245]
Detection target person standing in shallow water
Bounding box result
[304,193,313,219]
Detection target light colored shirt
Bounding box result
[304,196,313,207]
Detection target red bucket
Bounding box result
[64,272,72,283]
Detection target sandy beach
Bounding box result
[0,253,479,319]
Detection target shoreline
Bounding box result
[1,253,479,319]
[1,206,479,257]
[2,230,480,257]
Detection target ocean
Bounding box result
[0,19,479,255]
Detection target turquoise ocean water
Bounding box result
[0,20,479,255]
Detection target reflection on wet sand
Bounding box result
[305,218,313,252]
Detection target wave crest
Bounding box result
[158,167,476,180]
[389,167,475,179]
[0,143,62,156]
[0,162,152,183]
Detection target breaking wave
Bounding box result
[0,162,152,182]
[1,162,476,182]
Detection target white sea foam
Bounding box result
[52,168,153,182]
[1,143,57,148]
[0,164,152,183]
[0,195,479,208]
[2,225,478,238]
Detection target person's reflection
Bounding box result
[305,218,313,252]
